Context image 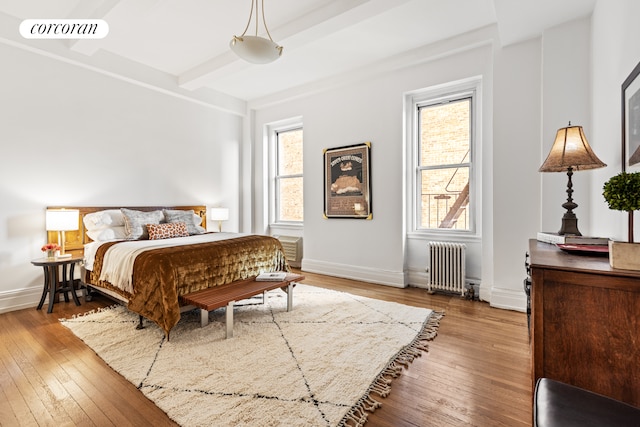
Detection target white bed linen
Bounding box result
[83,241,103,271]
[88,233,244,294]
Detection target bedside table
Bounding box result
[31,255,83,313]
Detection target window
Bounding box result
[274,127,303,223]
[406,78,480,235]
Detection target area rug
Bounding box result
[61,284,443,427]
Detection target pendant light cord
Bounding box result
[237,0,254,37]
[261,0,275,42]
[237,0,275,42]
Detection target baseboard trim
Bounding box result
[0,287,42,314]
[0,286,85,314]
[301,259,407,288]
[489,286,526,312]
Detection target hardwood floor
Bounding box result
[0,271,532,426]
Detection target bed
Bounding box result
[49,206,290,336]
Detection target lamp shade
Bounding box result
[46,209,79,231]
[229,0,283,64]
[539,124,607,172]
[230,35,282,64]
[209,207,229,221]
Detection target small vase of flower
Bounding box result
[41,243,61,260]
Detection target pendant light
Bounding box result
[230,0,283,64]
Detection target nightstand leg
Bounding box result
[47,266,58,314]
[67,264,80,306]
[37,266,49,310]
[61,264,70,303]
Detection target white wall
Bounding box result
[252,32,496,290]
[0,42,243,312]
[491,36,542,309]
[3,0,638,314]
[251,2,640,311]
[590,0,640,241]
[541,19,593,235]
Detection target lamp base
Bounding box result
[558,212,581,236]
[557,166,581,236]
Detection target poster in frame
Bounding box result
[323,142,372,219]
[623,60,640,172]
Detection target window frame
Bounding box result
[267,119,304,228]
[405,77,481,239]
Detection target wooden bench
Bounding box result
[179,273,305,338]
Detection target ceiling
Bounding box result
[0,0,596,111]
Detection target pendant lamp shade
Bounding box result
[230,0,282,64]
[230,35,282,64]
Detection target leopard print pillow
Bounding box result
[146,222,189,240]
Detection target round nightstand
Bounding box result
[31,255,83,313]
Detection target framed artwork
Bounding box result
[323,142,372,219]
[623,60,640,172]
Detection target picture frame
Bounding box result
[323,142,372,219]
[622,60,640,172]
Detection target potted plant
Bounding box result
[602,171,640,269]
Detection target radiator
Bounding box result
[275,235,303,268]
[428,241,466,295]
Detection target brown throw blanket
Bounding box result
[88,235,289,336]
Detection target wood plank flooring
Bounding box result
[0,271,532,426]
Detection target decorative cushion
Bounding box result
[163,209,204,235]
[121,208,164,240]
[147,222,189,240]
[87,226,127,242]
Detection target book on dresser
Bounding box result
[536,232,610,246]
[255,272,288,281]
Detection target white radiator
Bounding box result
[428,241,466,295]
[275,235,303,268]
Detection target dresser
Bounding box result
[528,239,640,407]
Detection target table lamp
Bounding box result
[209,207,229,232]
[538,122,606,235]
[46,208,79,257]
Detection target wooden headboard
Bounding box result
[46,205,207,256]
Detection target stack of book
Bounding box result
[536,232,610,246]
[255,272,288,281]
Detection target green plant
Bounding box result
[602,171,640,242]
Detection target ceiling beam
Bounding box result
[65,0,122,55]
[0,11,246,116]
[178,0,414,91]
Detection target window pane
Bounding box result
[278,129,303,175]
[419,167,469,230]
[420,99,470,166]
[279,177,304,221]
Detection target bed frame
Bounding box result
[46,205,207,257]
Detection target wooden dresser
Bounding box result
[528,239,640,407]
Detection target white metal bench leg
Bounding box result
[287,282,294,312]
[200,309,209,327]
[225,300,235,338]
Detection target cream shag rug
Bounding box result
[61,284,442,427]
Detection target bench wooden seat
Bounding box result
[179,273,305,338]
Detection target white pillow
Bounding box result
[86,226,127,242]
[83,209,125,230]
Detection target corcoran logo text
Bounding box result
[20,19,109,39]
